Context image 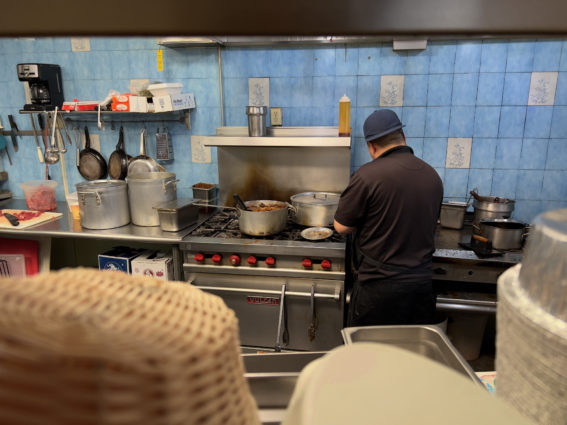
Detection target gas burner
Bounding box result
[190,211,346,243]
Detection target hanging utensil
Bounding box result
[308,284,318,341]
[127,128,164,175]
[57,115,73,147]
[0,134,12,166]
[44,108,59,164]
[78,126,108,181]
[108,126,130,180]
[233,193,249,211]
[155,127,174,161]
[29,114,44,163]
[7,115,19,152]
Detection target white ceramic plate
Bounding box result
[301,227,333,241]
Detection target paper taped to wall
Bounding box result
[191,136,211,163]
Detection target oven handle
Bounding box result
[191,284,341,301]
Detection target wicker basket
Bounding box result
[0,268,260,425]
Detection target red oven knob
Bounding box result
[247,256,257,265]
[302,258,312,268]
[230,255,240,266]
[211,254,222,264]
[194,253,205,263]
[265,256,276,266]
[321,259,332,270]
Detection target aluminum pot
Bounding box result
[474,218,528,250]
[126,172,178,226]
[290,192,340,227]
[473,196,515,225]
[76,180,130,229]
[237,200,288,236]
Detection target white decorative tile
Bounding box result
[248,78,270,106]
[71,38,91,52]
[446,138,472,168]
[191,136,211,163]
[528,72,558,106]
[380,75,405,107]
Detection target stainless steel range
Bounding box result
[181,209,348,351]
[181,126,352,352]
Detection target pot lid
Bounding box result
[291,192,340,205]
[76,180,126,191]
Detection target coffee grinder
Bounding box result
[17,63,64,111]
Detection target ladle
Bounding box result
[233,194,249,211]
[45,108,60,164]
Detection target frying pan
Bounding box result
[127,128,164,175]
[78,126,107,180]
[108,126,130,180]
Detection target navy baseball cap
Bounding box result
[363,109,405,143]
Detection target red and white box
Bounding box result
[131,250,173,281]
[111,93,148,112]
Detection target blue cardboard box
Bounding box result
[98,246,144,273]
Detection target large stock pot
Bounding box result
[76,180,130,229]
[290,192,340,227]
[237,200,289,236]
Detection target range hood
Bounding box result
[1,0,567,37]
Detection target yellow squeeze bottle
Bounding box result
[339,94,351,136]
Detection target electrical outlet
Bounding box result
[271,107,282,126]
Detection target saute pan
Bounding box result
[78,126,107,180]
[108,126,130,180]
[127,128,164,175]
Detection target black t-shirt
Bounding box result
[334,145,443,281]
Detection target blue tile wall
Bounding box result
[1,37,567,223]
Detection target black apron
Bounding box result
[348,235,436,327]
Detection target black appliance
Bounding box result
[17,63,64,111]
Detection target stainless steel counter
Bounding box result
[0,198,522,283]
[434,224,522,265]
[0,199,211,243]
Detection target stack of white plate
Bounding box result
[496,209,567,425]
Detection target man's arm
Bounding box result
[334,219,355,234]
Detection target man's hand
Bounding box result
[334,219,355,234]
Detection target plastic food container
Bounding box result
[20,180,58,211]
[66,192,80,220]
[147,83,183,97]
[440,202,467,229]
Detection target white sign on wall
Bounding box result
[191,136,211,163]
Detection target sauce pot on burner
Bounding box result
[236,200,289,236]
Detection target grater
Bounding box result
[155,127,174,161]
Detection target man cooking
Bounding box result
[334,109,443,326]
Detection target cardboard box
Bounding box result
[131,250,174,281]
[152,93,195,112]
[111,94,148,112]
[98,246,144,273]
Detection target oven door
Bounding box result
[186,272,344,351]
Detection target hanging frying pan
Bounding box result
[127,128,164,175]
[78,126,107,180]
[108,126,130,180]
